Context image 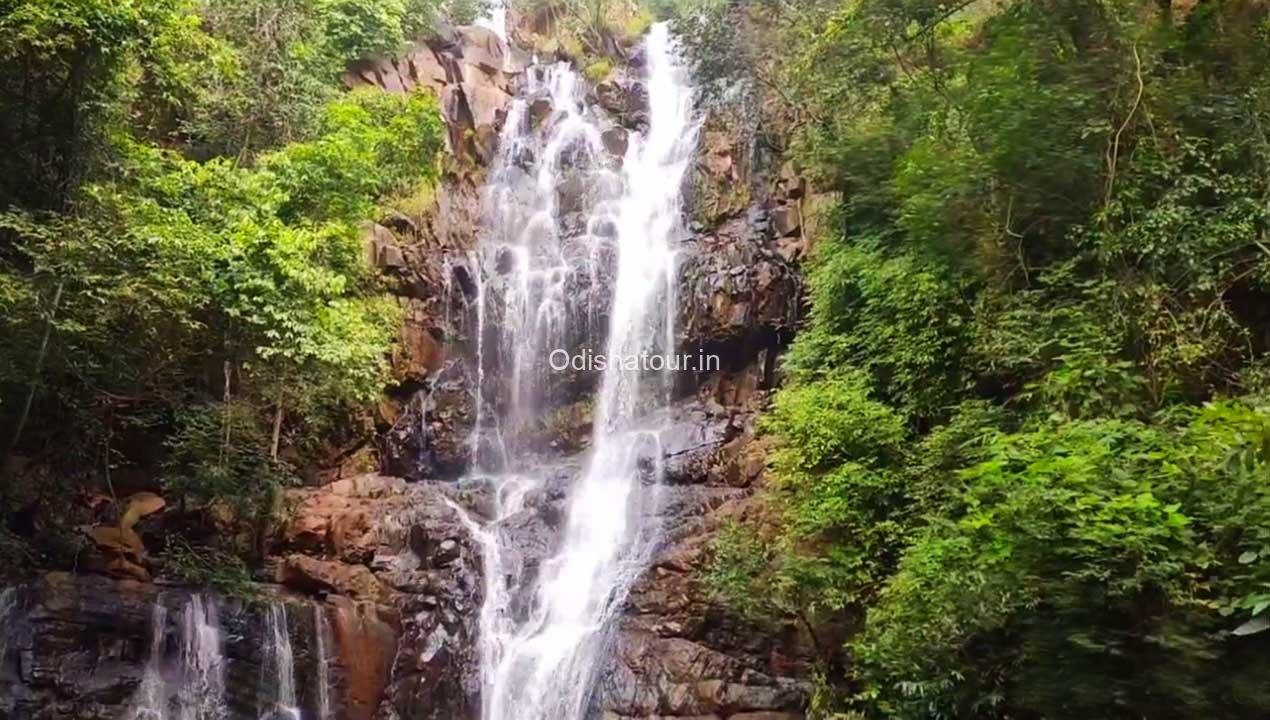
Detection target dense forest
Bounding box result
[0,0,480,572]
[3,1,1270,719]
[683,0,1270,717]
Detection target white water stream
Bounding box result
[129,595,227,720]
[259,602,299,720]
[458,23,700,720]
[313,603,334,720]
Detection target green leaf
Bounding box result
[1232,616,1270,637]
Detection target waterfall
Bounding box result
[462,22,699,720]
[476,1,508,40]
[259,602,299,720]
[131,604,170,720]
[468,57,619,467]
[177,595,227,720]
[313,603,334,720]
[128,595,227,720]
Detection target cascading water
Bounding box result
[131,604,170,720]
[467,59,621,469]
[178,595,227,720]
[259,602,299,720]
[128,595,227,720]
[476,1,508,40]
[313,603,334,720]
[459,22,700,720]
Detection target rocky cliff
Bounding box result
[0,17,816,720]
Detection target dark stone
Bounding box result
[602,127,629,158]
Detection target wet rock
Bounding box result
[325,599,399,720]
[380,370,475,482]
[602,127,629,158]
[275,477,485,720]
[391,299,444,386]
[529,97,554,127]
[656,403,739,486]
[0,573,396,720]
[595,517,813,719]
[595,74,650,129]
[433,539,461,567]
[373,487,483,720]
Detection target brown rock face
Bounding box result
[276,474,485,720]
[590,397,814,720]
[281,475,402,563]
[677,214,801,365]
[345,25,513,163]
[0,573,398,720]
[279,555,395,605]
[327,599,399,720]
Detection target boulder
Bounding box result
[596,75,650,128]
[363,222,405,271]
[119,492,165,530]
[772,204,801,238]
[530,97,554,127]
[281,474,407,562]
[279,554,395,605]
[602,127,629,158]
[454,25,506,76]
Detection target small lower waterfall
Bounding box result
[312,603,334,720]
[259,602,298,720]
[178,595,227,720]
[128,595,226,720]
[460,22,700,720]
[131,604,169,720]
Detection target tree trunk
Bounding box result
[3,280,65,473]
[270,390,285,462]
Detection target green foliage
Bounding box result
[858,406,1270,718]
[583,57,616,82]
[268,88,444,223]
[161,537,258,596]
[0,0,189,208]
[765,373,906,474]
[438,0,494,26]
[786,240,971,421]
[165,0,445,158]
[163,401,291,518]
[1,85,435,464]
[711,1,1270,717]
[710,374,909,629]
[0,0,443,558]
